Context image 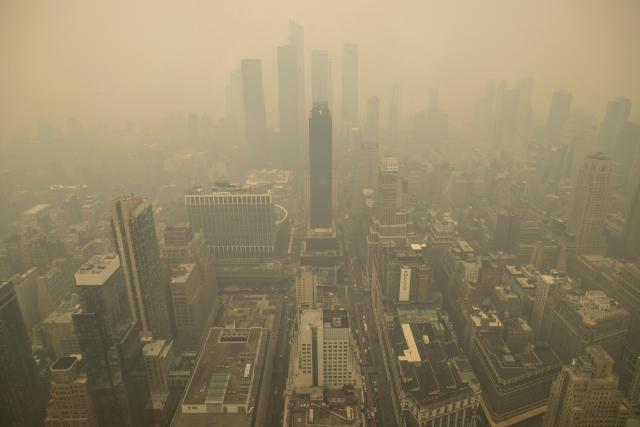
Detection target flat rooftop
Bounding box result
[74,253,120,286]
[476,331,562,380]
[220,294,282,330]
[174,327,268,427]
[391,311,479,405]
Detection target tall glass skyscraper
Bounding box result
[309,102,333,229]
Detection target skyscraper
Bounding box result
[241,59,267,159]
[365,96,380,143]
[311,49,330,104]
[0,280,45,426]
[309,102,333,229]
[288,20,305,128]
[567,153,611,253]
[546,89,573,144]
[111,195,170,338]
[388,83,400,144]
[72,254,151,426]
[544,345,630,427]
[597,96,632,154]
[278,45,303,168]
[625,184,640,260]
[341,44,358,124]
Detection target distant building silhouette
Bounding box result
[311,50,330,104]
[241,58,267,163]
[278,45,303,168]
[341,44,358,124]
[365,96,380,144]
[597,97,632,154]
[546,89,572,144]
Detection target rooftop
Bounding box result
[390,310,480,406]
[181,327,266,411]
[74,253,120,286]
[476,331,562,381]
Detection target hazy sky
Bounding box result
[2,0,639,138]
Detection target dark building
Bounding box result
[545,90,573,144]
[494,210,520,253]
[72,254,151,427]
[309,102,333,229]
[341,44,358,124]
[241,58,267,161]
[112,195,170,339]
[625,184,640,260]
[0,281,45,426]
[278,45,303,168]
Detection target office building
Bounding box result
[469,306,562,423]
[278,44,303,168]
[311,49,330,104]
[545,90,572,144]
[309,102,333,229]
[173,327,268,427]
[241,59,268,158]
[45,355,96,427]
[0,281,45,426]
[342,44,358,124]
[597,96,632,154]
[112,195,170,338]
[161,223,209,271]
[625,184,640,260]
[38,293,82,359]
[548,289,629,364]
[293,309,356,389]
[544,345,630,427]
[73,254,151,426]
[169,263,216,352]
[143,338,175,423]
[367,157,413,260]
[567,153,611,254]
[381,244,432,303]
[185,184,276,259]
[386,308,481,426]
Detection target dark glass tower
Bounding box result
[72,254,151,427]
[111,195,170,339]
[0,281,45,426]
[309,102,333,229]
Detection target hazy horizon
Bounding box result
[2,0,640,139]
